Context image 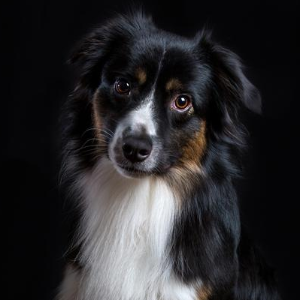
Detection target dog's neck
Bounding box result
[74,158,197,300]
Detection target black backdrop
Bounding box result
[1,1,299,299]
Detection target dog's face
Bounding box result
[68,14,261,180]
[97,41,210,178]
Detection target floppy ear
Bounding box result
[68,29,107,65]
[197,31,262,114]
[68,21,128,87]
[212,45,262,114]
[69,13,154,87]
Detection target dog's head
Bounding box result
[66,13,261,181]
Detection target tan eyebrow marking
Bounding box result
[135,68,147,85]
[166,78,183,91]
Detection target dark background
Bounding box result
[1,1,299,299]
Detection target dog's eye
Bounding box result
[115,79,131,95]
[173,95,192,111]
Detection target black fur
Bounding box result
[61,12,280,300]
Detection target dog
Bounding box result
[57,12,281,300]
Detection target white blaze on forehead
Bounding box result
[128,101,156,136]
[125,90,157,136]
[108,90,157,164]
[122,48,165,138]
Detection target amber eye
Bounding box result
[174,95,191,110]
[115,78,131,95]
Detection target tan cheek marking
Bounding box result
[166,78,183,91]
[92,91,106,154]
[92,95,102,140]
[180,120,207,170]
[197,285,211,300]
[135,68,147,85]
[165,121,207,202]
[165,166,196,203]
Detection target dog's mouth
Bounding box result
[115,162,173,179]
[116,164,153,178]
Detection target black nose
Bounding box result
[122,135,153,163]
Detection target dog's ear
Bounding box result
[68,20,129,83]
[68,29,107,66]
[196,31,262,114]
[69,13,154,78]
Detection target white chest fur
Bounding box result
[75,158,198,300]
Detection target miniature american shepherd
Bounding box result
[57,12,281,300]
